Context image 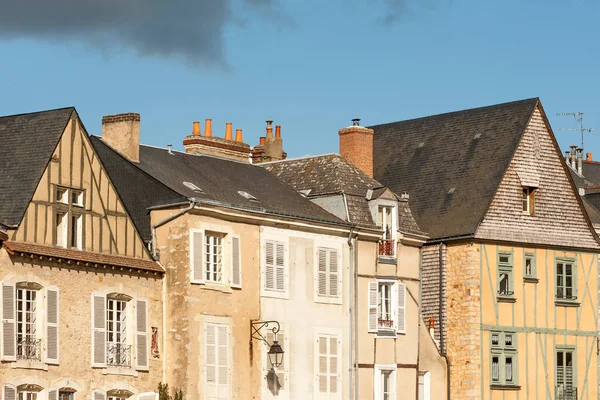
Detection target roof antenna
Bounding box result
[557,112,596,150]
[167,144,173,155]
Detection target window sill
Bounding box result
[555,300,580,308]
[102,367,139,377]
[314,296,343,305]
[377,256,397,265]
[190,281,233,294]
[497,296,516,303]
[11,360,48,371]
[375,329,397,338]
[261,290,289,300]
[490,384,521,391]
[523,277,538,283]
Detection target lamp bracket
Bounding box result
[250,320,280,346]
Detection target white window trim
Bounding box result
[313,244,343,305]
[190,226,234,288]
[313,327,342,400]
[374,364,397,400]
[260,233,290,300]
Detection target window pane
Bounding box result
[499,273,509,294]
[504,334,512,347]
[492,356,500,382]
[491,333,499,346]
[505,357,513,382]
[525,258,532,275]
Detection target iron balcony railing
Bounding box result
[555,386,577,400]
[378,239,395,257]
[106,342,132,368]
[17,338,41,361]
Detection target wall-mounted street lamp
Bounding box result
[250,320,285,368]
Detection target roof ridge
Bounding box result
[0,106,75,120]
[259,153,340,165]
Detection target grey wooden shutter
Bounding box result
[46,286,59,364]
[397,283,406,333]
[1,282,16,361]
[230,235,242,288]
[48,388,58,400]
[2,385,16,400]
[136,298,149,370]
[368,282,378,332]
[317,249,327,296]
[191,230,205,283]
[92,293,106,367]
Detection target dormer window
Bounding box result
[522,187,535,215]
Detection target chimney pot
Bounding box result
[205,119,213,137]
[577,147,583,175]
[428,317,435,329]
[266,120,273,138]
[587,152,592,162]
[259,137,266,145]
[192,121,201,135]
[352,118,361,126]
[225,122,233,141]
[275,125,281,138]
[401,192,409,200]
[235,129,243,143]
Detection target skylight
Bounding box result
[183,182,203,193]
[238,191,257,201]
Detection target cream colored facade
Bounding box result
[1,111,162,399]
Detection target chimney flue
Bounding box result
[339,118,374,178]
[192,121,201,135]
[577,148,583,175]
[259,137,265,145]
[266,120,273,138]
[205,119,213,137]
[587,152,593,162]
[275,125,281,138]
[235,129,243,143]
[352,118,361,126]
[225,122,233,141]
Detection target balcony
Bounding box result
[378,239,395,257]
[377,319,395,330]
[107,342,132,368]
[17,338,41,361]
[555,386,576,400]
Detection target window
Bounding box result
[490,331,517,387]
[377,206,396,257]
[264,330,288,399]
[315,333,341,399]
[315,247,341,302]
[497,252,514,299]
[54,186,84,250]
[418,371,430,400]
[59,392,74,400]
[91,293,148,371]
[205,233,223,283]
[374,365,396,400]
[19,391,38,400]
[522,187,534,215]
[556,259,577,302]
[2,385,43,400]
[262,240,287,296]
[368,281,406,335]
[556,348,576,399]
[204,322,230,400]
[16,286,39,361]
[524,252,536,279]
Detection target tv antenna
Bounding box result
[557,112,596,150]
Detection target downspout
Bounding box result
[416,245,422,397]
[347,227,355,400]
[354,231,359,399]
[151,199,197,384]
[439,242,451,400]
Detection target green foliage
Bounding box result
[158,382,184,400]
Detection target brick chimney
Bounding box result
[183,119,251,162]
[339,118,374,178]
[251,121,287,164]
[101,113,140,163]
[587,152,593,162]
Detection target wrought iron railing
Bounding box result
[378,319,395,329]
[497,290,515,296]
[17,338,41,361]
[378,239,395,257]
[106,342,132,368]
[555,386,577,400]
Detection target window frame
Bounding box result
[374,364,397,400]
[497,251,515,300]
[524,251,537,281]
[314,328,342,400]
[522,187,535,215]
[555,346,577,397]
[203,319,232,400]
[261,235,289,300]
[53,186,85,250]
[490,331,518,388]
[369,280,406,336]
[555,257,577,304]
[204,232,224,284]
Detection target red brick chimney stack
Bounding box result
[338,118,375,178]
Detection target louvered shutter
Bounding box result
[329,249,339,297]
[46,286,59,364]
[92,293,106,367]
[137,393,158,400]
[317,249,327,296]
[205,323,218,399]
[317,336,328,394]
[368,282,378,332]
[217,324,230,399]
[275,242,285,292]
[397,283,406,333]
[191,230,205,283]
[1,282,16,361]
[48,388,58,400]
[265,241,275,290]
[2,385,16,400]
[230,235,242,288]
[93,390,106,400]
[136,298,149,370]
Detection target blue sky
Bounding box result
[0,0,599,159]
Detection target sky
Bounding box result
[0,0,599,159]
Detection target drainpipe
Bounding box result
[439,242,451,400]
[354,231,359,399]
[151,199,197,260]
[347,227,355,400]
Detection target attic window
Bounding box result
[298,189,312,197]
[238,191,257,201]
[447,188,455,194]
[418,142,425,149]
[522,187,535,215]
[183,182,204,193]
[474,133,482,140]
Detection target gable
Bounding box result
[475,105,600,249]
[11,112,152,259]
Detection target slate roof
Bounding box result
[0,107,74,227]
[262,154,425,235]
[568,163,600,226]
[91,137,346,240]
[371,98,539,239]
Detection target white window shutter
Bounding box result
[48,388,58,400]
[93,389,106,400]
[191,230,205,284]
[1,282,16,361]
[136,298,149,371]
[317,335,328,394]
[368,282,378,332]
[230,235,242,288]
[276,242,285,292]
[2,385,16,400]
[265,241,275,290]
[92,293,106,367]
[137,392,158,400]
[329,249,339,297]
[397,282,406,334]
[205,323,217,398]
[46,286,60,364]
[317,249,327,296]
[217,324,230,399]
